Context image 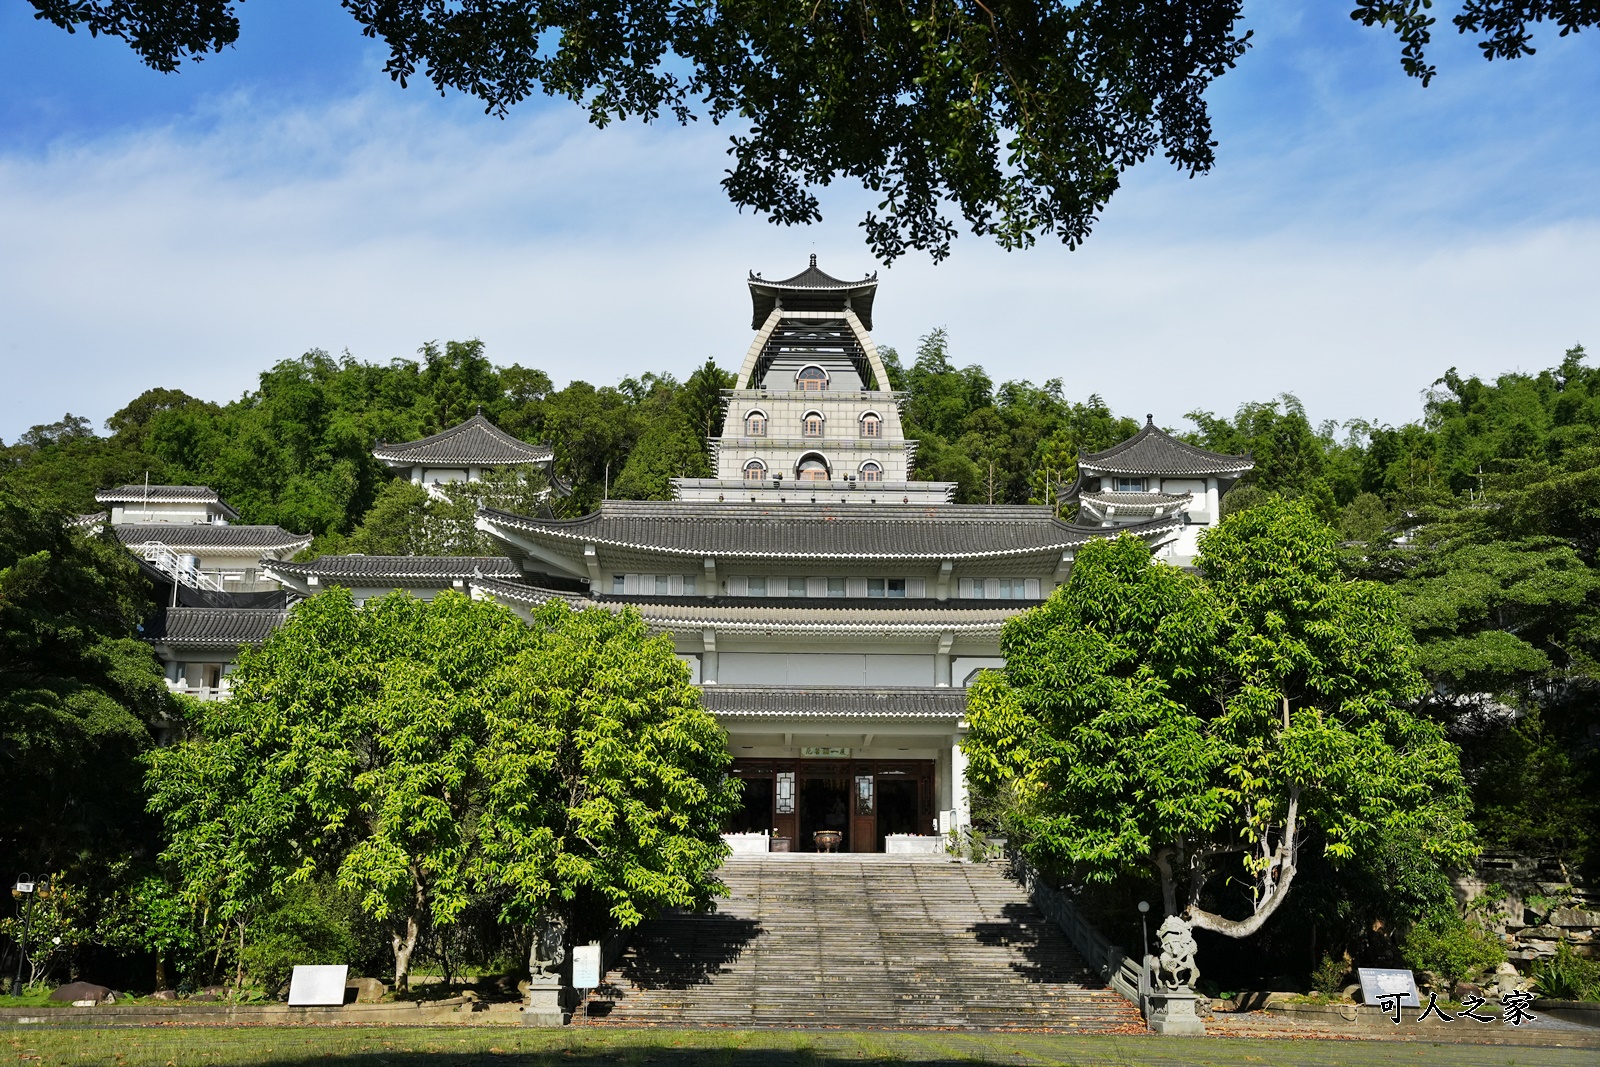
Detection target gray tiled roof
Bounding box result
[147,607,286,649]
[701,686,968,720]
[480,501,1181,562]
[373,415,554,468]
[114,523,311,551]
[96,485,240,518]
[1078,418,1253,477]
[1078,490,1194,517]
[268,555,522,581]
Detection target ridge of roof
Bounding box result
[1078,416,1253,477]
[373,414,554,467]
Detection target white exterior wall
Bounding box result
[109,501,222,525]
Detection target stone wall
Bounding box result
[1454,852,1599,962]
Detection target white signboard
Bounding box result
[572,943,601,989]
[288,964,349,1006]
[1357,967,1420,1008]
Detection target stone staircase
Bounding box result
[584,854,1144,1031]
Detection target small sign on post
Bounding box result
[288,964,349,1006]
[571,943,601,989]
[1357,967,1420,1008]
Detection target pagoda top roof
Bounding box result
[96,484,240,519]
[479,500,1182,563]
[748,255,879,330]
[1079,417,1253,478]
[373,414,553,469]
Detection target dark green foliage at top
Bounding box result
[29,2,1594,262]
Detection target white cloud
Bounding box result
[2,73,1598,443]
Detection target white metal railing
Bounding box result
[166,684,230,701]
[134,541,225,591]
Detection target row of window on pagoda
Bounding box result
[743,458,884,482]
[742,409,882,439]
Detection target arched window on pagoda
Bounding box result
[745,409,768,437]
[797,454,831,481]
[744,459,768,482]
[859,411,882,439]
[859,461,884,482]
[803,411,825,438]
[796,366,829,392]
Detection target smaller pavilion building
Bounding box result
[373,413,559,492]
[1063,417,1252,565]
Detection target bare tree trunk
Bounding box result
[391,915,420,991]
[155,954,168,992]
[234,919,246,994]
[1153,847,1179,915]
[1187,787,1302,939]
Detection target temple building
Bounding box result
[106,260,1252,853]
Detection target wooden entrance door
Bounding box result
[729,758,935,852]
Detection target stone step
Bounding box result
[587,858,1142,1031]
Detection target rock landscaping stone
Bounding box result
[48,982,112,1005]
[345,977,386,1003]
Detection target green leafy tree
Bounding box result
[152,590,532,989]
[965,501,1474,951]
[471,601,741,956]
[150,589,737,990]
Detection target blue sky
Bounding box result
[2,3,1598,442]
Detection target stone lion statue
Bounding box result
[528,912,568,985]
[1155,915,1200,992]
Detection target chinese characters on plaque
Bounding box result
[1358,968,1538,1026]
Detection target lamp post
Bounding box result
[10,876,39,997]
[1137,899,1151,965]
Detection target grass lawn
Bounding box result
[4,1027,1593,1067]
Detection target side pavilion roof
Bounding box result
[373,414,554,469]
[145,607,287,651]
[478,501,1183,567]
[114,523,311,554]
[1079,417,1253,478]
[95,485,241,519]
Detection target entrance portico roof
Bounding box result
[704,685,967,722]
